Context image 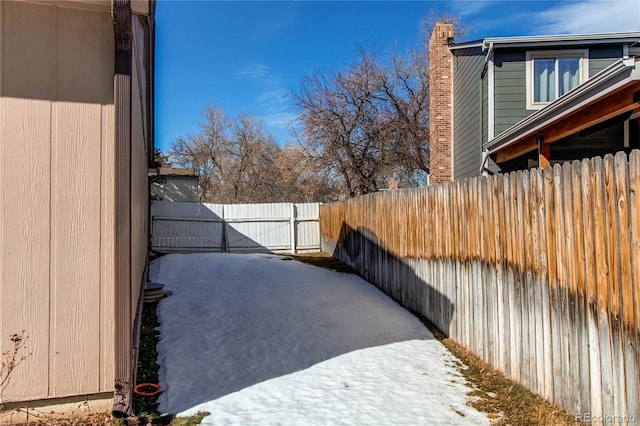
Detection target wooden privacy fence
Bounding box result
[152,201,321,254]
[320,151,639,422]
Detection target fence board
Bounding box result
[529,169,544,398]
[319,150,640,420]
[505,173,519,382]
[493,175,508,375]
[541,165,561,405]
[562,162,582,413]
[604,155,628,418]
[521,170,534,392]
[514,171,525,385]
[535,167,553,401]
[615,152,638,417]
[580,158,603,420]
[630,151,640,423]
[553,164,571,410]
[593,156,616,419]
[571,160,591,414]
[484,176,497,368]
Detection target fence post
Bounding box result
[221,204,228,253]
[290,203,296,254]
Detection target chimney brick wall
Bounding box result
[429,22,455,184]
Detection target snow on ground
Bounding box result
[150,253,489,425]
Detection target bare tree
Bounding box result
[293,47,430,197]
[170,106,228,201]
[170,106,339,203]
[272,143,341,202]
[379,47,431,184]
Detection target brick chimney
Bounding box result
[428,22,455,184]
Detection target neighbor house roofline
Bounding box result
[482,32,640,50]
[151,167,200,177]
[486,56,640,158]
[448,40,483,50]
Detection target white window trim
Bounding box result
[525,49,589,110]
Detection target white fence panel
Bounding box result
[151,201,321,253]
[224,203,292,252]
[295,203,320,253]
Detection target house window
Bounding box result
[526,50,588,109]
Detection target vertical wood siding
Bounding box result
[0,2,115,402]
[320,151,640,421]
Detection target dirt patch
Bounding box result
[288,252,356,274]
[132,301,161,417]
[291,252,576,426]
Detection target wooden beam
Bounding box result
[539,142,551,168]
[495,82,640,163]
[496,138,538,164]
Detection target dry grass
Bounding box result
[8,412,113,426]
[292,252,577,426]
[419,317,576,426]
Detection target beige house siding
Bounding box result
[0,0,115,403]
[101,94,116,394]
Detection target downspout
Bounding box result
[480,149,491,175]
[483,42,493,65]
[479,42,493,175]
[133,7,157,392]
[112,0,133,418]
[145,0,158,279]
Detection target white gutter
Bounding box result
[482,32,640,50]
[486,57,640,154]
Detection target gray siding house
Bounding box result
[150,167,200,202]
[429,23,640,182]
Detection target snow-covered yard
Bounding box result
[150,253,489,425]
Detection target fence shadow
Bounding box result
[330,223,455,336]
[151,202,273,254]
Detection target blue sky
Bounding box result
[155,0,640,152]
